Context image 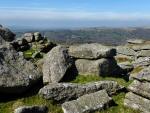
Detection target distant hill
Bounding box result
[14,27,150,45]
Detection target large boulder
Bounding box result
[128,80,150,99]
[62,90,113,113]
[39,81,123,102]
[42,46,73,84]
[0,25,15,44]
[75,58,119,76]
[14,105,48,113]
[124,92,150,113]
[0,45,42,94]
[69,43,116,59]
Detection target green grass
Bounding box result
[99,92,140,113]
[71,75,132,87]
[71,75,139,113]
[0,95,63,113]
[0,75,137,113]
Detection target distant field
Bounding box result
[14,27,150,45]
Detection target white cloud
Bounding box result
[0,7,150,21]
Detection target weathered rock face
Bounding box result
[128,80,150,99]
[124,92,150,113]
[116,46,136,56]
[124,66,150,113]
[69,43,116,59]
[14,105,48,113]
[34,32,43,41]
[23,33,34,43]
[118,62,134,74]
[132,44,150,51]
[0,45,42,94]
[39,81,123,102]
[137,50,150,57]
[42,46,73,84]
[62,90,113,113]
[75,58,119,76]
[0,25,15,44]
[133,66,150,82]
[132,57,150,67]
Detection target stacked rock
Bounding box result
[68,43,119,76]
[11,32,56,52]
[124,66,150,113]
[116,39,150,68]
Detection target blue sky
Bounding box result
[1,0,150,28]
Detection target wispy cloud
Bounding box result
[1,7,150,21]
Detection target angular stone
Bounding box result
[0,45,42,94]
[42,46,73,84]
[128,80,150,99]
[39,81,123,102]
[116,46,136,56]
[62,90,113,113]
[14,105,48,113]
[69,43,116,59]
[124,92,150,113]
[75,58,119,76]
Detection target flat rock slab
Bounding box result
[43,46,73,84]
[133,66,150,82]
[131,44,150,51]
[124,92,150,113]
[39,81,123,102]
[128,80,150,99]
[69,43,116,59]
[137,50,150,57]
[62,90,113,113]
[75,58,118,76]
[14,105,48,113]
[127,39,145,44]
[133,57,150,67]
[0,45,42,94]
[116,46,136,56]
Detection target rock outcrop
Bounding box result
[42,46,73,84]
[39,81,123,102]
[0,45,42,94]
[14,105,48,113]
[124,66,150,113]
[62,90,113,113]
[68,43,119,76]
[0,25,15,44]
[11,32,56,52]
